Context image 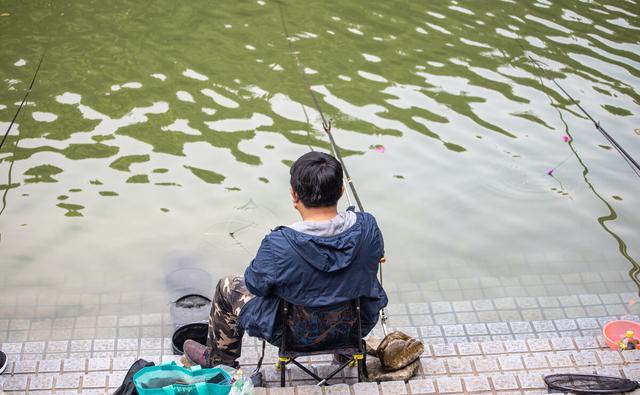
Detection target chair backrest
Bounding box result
[280,298,363,354]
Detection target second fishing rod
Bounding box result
[278,3,390,336]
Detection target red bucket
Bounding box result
[603,320,640,350]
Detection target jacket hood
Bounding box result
[280,215,363,272]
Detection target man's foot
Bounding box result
[0,350,8,375]
[182,339,240,369]
[183,339,208,367]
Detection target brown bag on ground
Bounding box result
[364,331,424,381]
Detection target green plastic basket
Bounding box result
[133,362,232,395]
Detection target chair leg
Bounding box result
[280,361,286,387]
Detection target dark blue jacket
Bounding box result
[238,210,388,344]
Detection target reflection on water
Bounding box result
[0,0,639,318]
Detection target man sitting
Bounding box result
[184,151,388,367]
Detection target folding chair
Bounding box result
[274,297,367,386]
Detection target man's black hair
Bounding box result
[290,152,343,208]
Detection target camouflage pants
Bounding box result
[205,275,254,366]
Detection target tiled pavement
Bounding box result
[1,290,640,394]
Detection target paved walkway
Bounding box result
[1,290,639,394]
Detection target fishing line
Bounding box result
[516,42,640,179]
[277,2,389,335]
[0,50,47,151]
[498,13,640,289]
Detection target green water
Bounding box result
[1,0,639,316]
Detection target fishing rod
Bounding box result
[516,43,640,179]
[0,50,47,151]
[503,19,640,290]
[277,3,389,336]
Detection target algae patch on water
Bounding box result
[57,203,85,217]
[126,174,150,183]
[99,191,119,196]
[602,104,632,117]
[24,164,63,183]
[183,165,225,184]
[0,183,20,190]
[110,154,150,172]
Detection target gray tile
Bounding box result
[420,326,442,338]
[446,358,472,374]
[521,309,544,321]
[532,320,556,332]
[463,376,491,392]
[471,299,494,311]
[551,338,575,351]
[2,375,28,391]
[452,301,473,312]
[578,294,602,306]
[442,325,465,337]
[487,322,510,335]
[473,357,499,372]
[13,360,38,374]
[407,303,430,315]
[465,323,488,335]
[516,297,539,309]
[29,374,54,390]
[510,321,533,334]
[558,295,580,307]
[554,319,578,331]
[537,296,560,308]
[23,341,46,354]
[456,342,481,356]
[411,315,434,326]
[56,373,82,389]
[431,302,453,314]
[518,373,546,389]
[527,339,551,352]
[499,310,523,322]
[523,354,548,369]
[435,377,462,393]
[380,381,407,395]
[38,358,62,373]
[63,358,86,372]
[491,374,519,390]
[88,358,111,371]
[481,341,505,355]
[573,351,598,366]
[409,378,436,394]
[543,308,567,320]
[576,318,599,330]
[455,312,478,324]
[499,355,524,371]
[503,340,528,353]
[476,311,500,322]
[352,382,379,395]
[433,314,457,325]
[422,359,446,375]
[325,383,351,395]
[432,344,456,357]
[547,353,573,368]
[597,350,624,365]
[494,298,516,310]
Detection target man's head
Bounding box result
[290,152,343,208]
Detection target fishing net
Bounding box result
[544,374,639,394]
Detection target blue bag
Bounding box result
[133,362,232,395]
